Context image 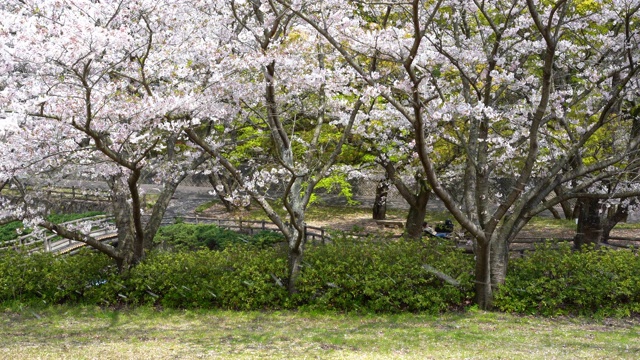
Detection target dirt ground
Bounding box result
[199,203,640,240]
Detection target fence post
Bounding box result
[195,215,199,224]
[321,228,325,245]
[262,220,265,231]
[72,186,75,199]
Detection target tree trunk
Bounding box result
[475,241,493,309]
[372,177,389,220]
[574,197,602,249]
[490,236,509,286]
[108,178,144,271]
[207,172,236,212]
[602,204,630,244]
[404,187,430,240]
[287,244,303,294]
[554,186,575,219]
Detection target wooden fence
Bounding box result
[3,211,639,255]
[155,215,331,244]
[0,215,115,252]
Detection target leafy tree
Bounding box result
[0,1,207,269]
[279,0,640,308]
[182,1,362,293]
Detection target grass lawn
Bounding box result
[1,306,639,359]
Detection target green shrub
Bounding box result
[153,223,245,250]
[1,233,473,313]
[295,235,474,313]
[0,250,115,305]
[495,242,640,317]
[46,211,104,224]
[119,245,289,309]
[0,221,27,243]
[248,230,285,247]
[153,223,203,251]
[195,225,247,249]
[153,223,284,251]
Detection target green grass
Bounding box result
[1,305,639,359]
[195,200,218,213]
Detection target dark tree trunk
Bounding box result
[554,186,576,219]
[404,186,430,239]
[548,204,562,219]
[574,197,602,249]
[372,177,389,220]
[602,203,631,243]
[475,241,493,309]
[208,172,237,212]
[286,232,304,294]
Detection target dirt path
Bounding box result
[197,203,640,240]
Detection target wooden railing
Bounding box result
[0,215,115,253]
[4,211,638,255]
[156,215,330,244]
[0,186,111,202]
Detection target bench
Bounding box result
[375,220,405,228]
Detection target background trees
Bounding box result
[281,0,640,307]
[1,0,639,309]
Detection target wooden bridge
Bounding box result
[0,215,118,255]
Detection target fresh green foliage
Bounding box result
[495,243,640,317]
[295,236,474,313]
[153,223,284,251]
[309,174,359,206]
[0,249,115,305]
[111,246,290,309]
[0,221,26,243]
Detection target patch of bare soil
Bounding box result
[518,227,639,240]
[199,203,639,239]
[199,204,403,235]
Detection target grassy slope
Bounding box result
[1,306,639,359]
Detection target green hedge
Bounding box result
[6,237,640,316]
[110,245,290,310]
[153,223,285,251]
[0,249,115,305]
[0,236,473,313]
[296,235,474,312]
[495,242,640,317]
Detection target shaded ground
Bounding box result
[164,185,640,240]
[197,202,640,240]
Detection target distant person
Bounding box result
[434,219,454,238]
[422,222,437,237]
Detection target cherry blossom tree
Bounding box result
[279,0,640,308]
[0,0,211,269]
[179,0,363,293]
